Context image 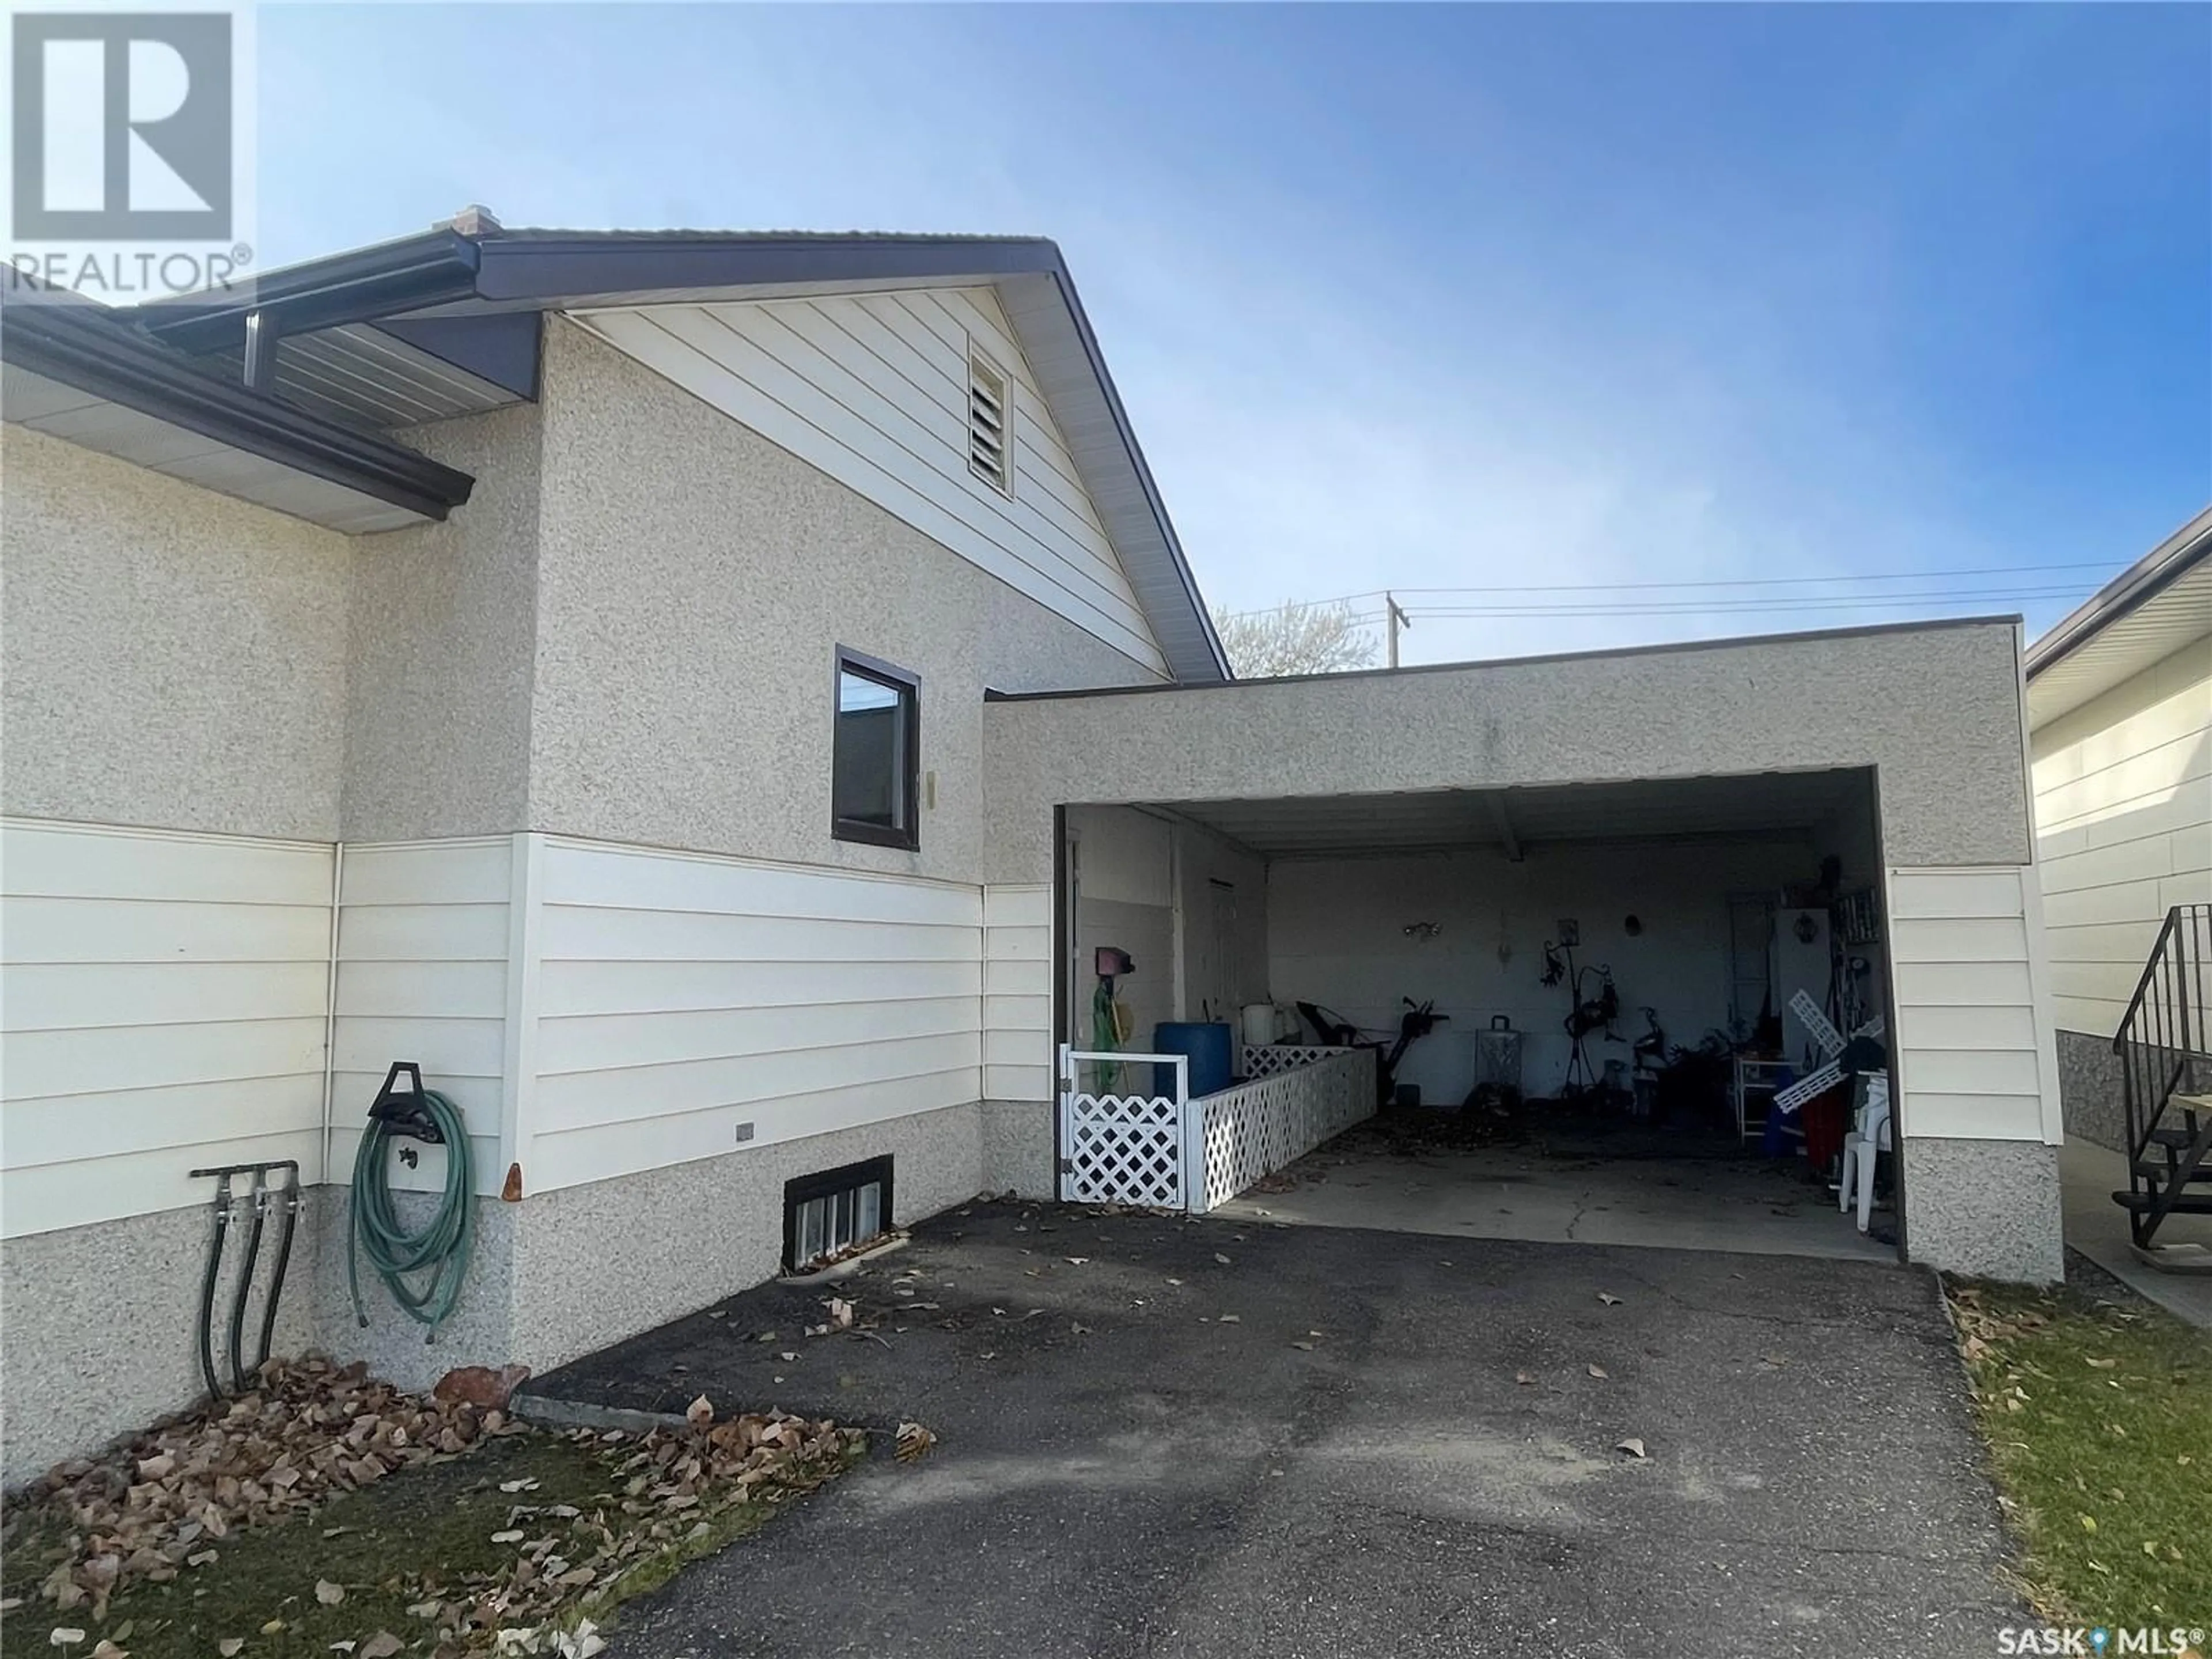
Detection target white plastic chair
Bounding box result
[1837,1073,1892,1232]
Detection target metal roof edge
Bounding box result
[113,226,1228,675]
[2024,505,2212,680]
[2,294,476,521]
[126,229,482,353]
[984,613,2024,703]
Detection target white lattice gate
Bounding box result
[1057,1044,1377,1211]
[1058,1046,1191,1207]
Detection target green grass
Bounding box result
[1950,1275,2210,1626]
[1,1427,851,1658]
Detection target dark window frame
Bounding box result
[782,1154,896,1272]
[831,646,921,851]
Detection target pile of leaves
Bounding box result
[403,1408,862,1654]
[1948,1275,2209,1625]
[8,1357,507,1622]
[2,1358,880,1657]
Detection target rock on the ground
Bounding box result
[432,1363,532,1410]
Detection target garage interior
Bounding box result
[1062,767,1902,1263]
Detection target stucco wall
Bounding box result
[506,1100,984,1375]
[1,1198,320,1487]
[340,404,544,842]
[0,425,350,841]
[2054,1028,2128,1152]
[1899,1136,2064,1282]
[525,318,1163,878]
[982,621,2032,885]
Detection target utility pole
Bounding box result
[1385,592,1411,669]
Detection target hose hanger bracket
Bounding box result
[368,1060,447,1145]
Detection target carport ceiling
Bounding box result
[1160,769,1868,858]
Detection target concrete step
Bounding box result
[2112,1188,2212,1215]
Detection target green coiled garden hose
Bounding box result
[347,1085,474,1338]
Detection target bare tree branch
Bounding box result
[1216,600,1379,679]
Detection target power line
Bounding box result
[1387,589,2088,619]
[1215,561,2116,620]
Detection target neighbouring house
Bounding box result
[1,212,2070,1486]
[2025,508,2212,1265]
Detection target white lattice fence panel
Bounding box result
[1198,1050,1376,1210]
[1060,1093,1187,1207]
[1241,1044,1358,1079]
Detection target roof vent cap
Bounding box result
[438,204,502,237]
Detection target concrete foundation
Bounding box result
[2,1198,319,1487]
[2,1103,993,1489]
[1898,1136,2066,1283]
[2054,1028,2129,1152]
[506,1102,986,1376]
[980,1099,1055,1200]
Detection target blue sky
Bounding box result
[257,3,2210,664]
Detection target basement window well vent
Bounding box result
[783,1155,894,1272]
[967,347,1013,495]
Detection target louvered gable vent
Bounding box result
[967,346,1013,495]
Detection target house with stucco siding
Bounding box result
[0,214,2081,1486]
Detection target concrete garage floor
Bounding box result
[1215,1124,1899,1265]
[531,1203,2020,1657]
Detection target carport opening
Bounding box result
[1058,768,1902,1263]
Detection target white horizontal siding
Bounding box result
[330,840,510,1198]
[2031,638,2211,1037]
[984,884,1052,1100]
[1887,865,2060,1143]
[528,838,984,1193]
[570,286,1167,675]
[1,819,334,1237]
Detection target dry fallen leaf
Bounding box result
[1515,1371,1535,1386]
[48,1634,85,1650]
[1597,1293,1622,1306]
[490,1529,525,1545]
[1214,1253,1232,1266]
[315,1580,345,1605]
[895,1422,937,1461]
[1217,1314,1241,1324]
[358,1635,404,1659]
[217,1643,244,1658]
[1291,1341,1316,1351]
[685,1395,713,1426]
[1615,1438,1647,1460]
[1587,1364,1610,1380]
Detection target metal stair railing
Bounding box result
[2111,902,2212,1254]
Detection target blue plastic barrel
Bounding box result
[1154,1021,1235,1099]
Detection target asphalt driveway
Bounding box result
[529,1201,2022,1658]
